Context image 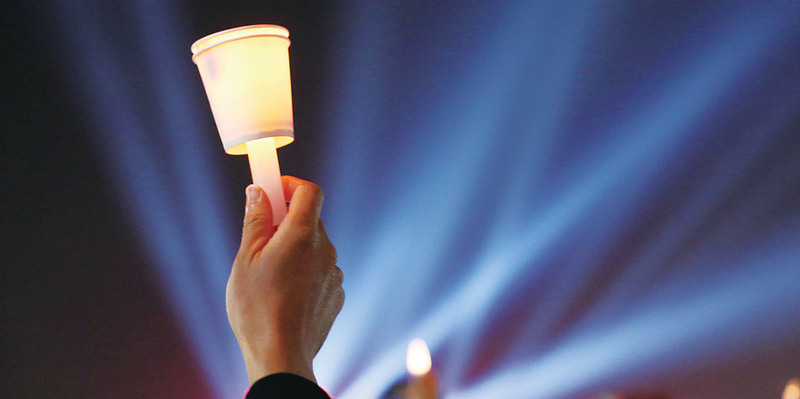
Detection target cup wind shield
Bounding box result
[192,25,294,155]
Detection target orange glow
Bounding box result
[784,379,800,399]
[407,338,432,376]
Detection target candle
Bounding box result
[191,25,295,225]
[247,137,286,223]
[405,338,437,399]
[784,379,800,399]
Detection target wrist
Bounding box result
[242,345,316,385]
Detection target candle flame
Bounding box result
[784,379,800,399]
[407,338,432,376]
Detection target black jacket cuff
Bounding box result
[246,373,331,399]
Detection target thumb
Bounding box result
[239,185,275,258]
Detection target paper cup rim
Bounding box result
[191,24,290,62]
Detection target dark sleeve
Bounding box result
[245,373,331,399]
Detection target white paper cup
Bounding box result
[191,25,294,154]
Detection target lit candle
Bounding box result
[246,137,286,223]
[405,338,438,399]
[191,25,295,225]
[784,379,800,399]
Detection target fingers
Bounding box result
[282,175,341,296]
[282,176,324,227]
[239,177,325,255]
[281,175,313,201]
[238,185,276,260]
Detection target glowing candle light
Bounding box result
[191,25,294,225]
[406,338,437,399]
[784,379,800,399]
[407,338,432,376]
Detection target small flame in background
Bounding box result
[784,379,800,399]
[407,338,432,376]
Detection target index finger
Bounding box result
[281,175,324,226]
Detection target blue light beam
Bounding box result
[46,0,246,397]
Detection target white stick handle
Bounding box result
[247,137,287,225]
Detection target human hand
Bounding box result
[226,176,344,385]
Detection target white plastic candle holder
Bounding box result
[192,25,294,225]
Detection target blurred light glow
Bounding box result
[407,338,432,376]
[785,379,800,399]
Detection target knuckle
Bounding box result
[242,214,268,233]
[305,182,324,200]
[331,264,344,285]
[336,286,345,308]
[328,243,338,264]
[289,224,317,246]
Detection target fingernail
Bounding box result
[246,185,262,205]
